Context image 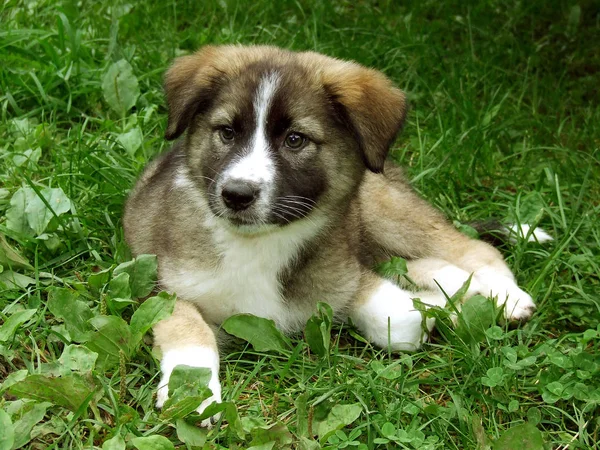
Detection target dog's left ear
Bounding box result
[319,59,408,173]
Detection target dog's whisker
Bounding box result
[278,195,317,205]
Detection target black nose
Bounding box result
[221,180,259,211]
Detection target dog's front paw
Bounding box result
[475,269,536,321]
[352,280,445,351]
[493,282,536,321]
[156,346,222,427]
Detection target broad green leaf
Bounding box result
[12,147,41,168]
[0,409,14,450]
[161,366,212,420]
[86,316,132,369]
[481,367,505,388]
[102,59,140,116]
[0,308,37,342]
[572,351,600,373]
[381,422,396,439]
[102,434,126,450]
[317,403,362,442]
[304,302,333,357]
[176,418,207,446]
[222,314,290,353]
[88,267,111,295]
[130,291,176,345]
[371,360,404,380]
[456,295,495,344]
[58,344,98,374]
[167,365,212,398]
[298,437,321,450]
[545,381,564,396]
[485,326,504,340]
[5,187,36,235]
[131,435,175,450]
[250,423,293,447]
[542,381,569,403]
[38,232,61,251]
[295,392,309,437]
[9,374,96,412]
[0,271,36,290]
[501,346,518,364]
[12,402,49,449]
[199,401,245,439]
[247,443,275,450]
[527,407,541,426]
[117,127,143,156]
[0,369,28,393]
[494,423,544,450]
[376,256,408,279]
[25,187,71,235]
[47,287,93,342]
[113,254,157,299]
[0,234,33,270]
[108,272,131,300]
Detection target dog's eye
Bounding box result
[219,126,235,142]
[284,132,306,150]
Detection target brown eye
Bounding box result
[284,132,306,150]
[219,126,235,142]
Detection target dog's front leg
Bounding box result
[406,238,536,321]
[349,272,447,351]
[153,300,221,427]
[359,167,537,322]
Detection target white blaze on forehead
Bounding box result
[225,72,281,183]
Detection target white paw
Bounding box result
[156,346,222,427]
[493,282,536,320]
[475,269,536,321]
[352,280,443,351]
[431,264,483,298]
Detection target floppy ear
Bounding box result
[319,60,408,173]
[163,46,225,140]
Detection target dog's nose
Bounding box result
[221,180,259,210]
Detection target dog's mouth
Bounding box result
[209,200,315,234]
[227,215,260,227]
[206,179,316,231]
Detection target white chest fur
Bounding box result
[160,213,327,333]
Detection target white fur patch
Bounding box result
[161,209,327,334]
[474,267,536,320]
[429,263,482,298]
[156,346,221,427]
[350,280,445,351]
[507,224,553,244]
[174,168,195,189]
[223,73,280,185]
[432,263,536,321]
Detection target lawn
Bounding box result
[1,0,599,448]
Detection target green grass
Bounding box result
[1,0,599,448]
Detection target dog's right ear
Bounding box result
[164,46,224,141]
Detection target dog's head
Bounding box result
[164,45,407,231]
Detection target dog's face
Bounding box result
[164,46,407,232]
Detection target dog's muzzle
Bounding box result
[221,179,260,211]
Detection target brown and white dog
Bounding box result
[124,45,546,426]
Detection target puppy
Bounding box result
[124,45,537,425]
